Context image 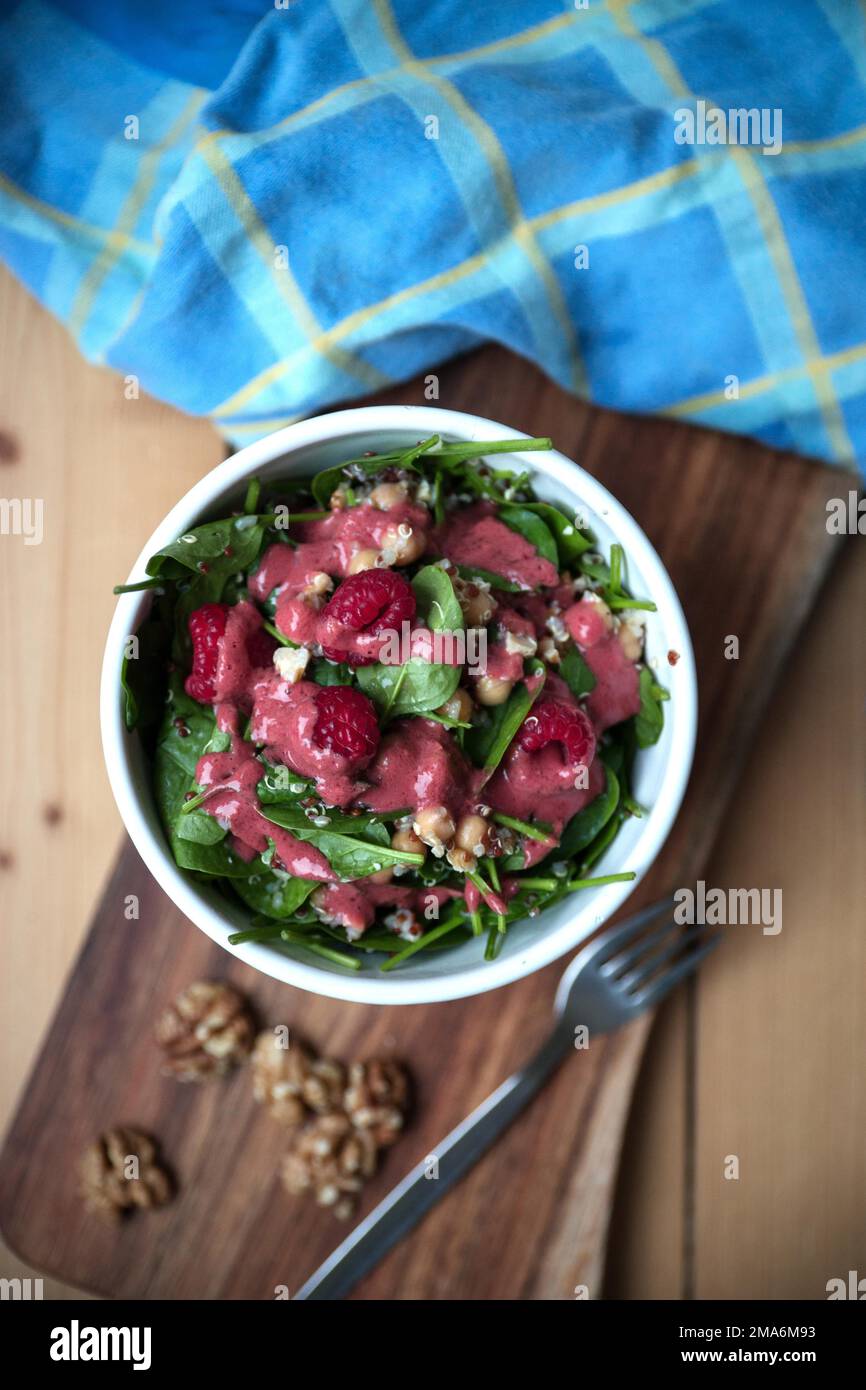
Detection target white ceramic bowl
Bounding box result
[101,406,696,1005]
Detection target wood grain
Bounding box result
[0,299,852,1299]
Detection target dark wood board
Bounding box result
[0,348,851,1299]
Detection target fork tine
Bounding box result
[578,896,678,970]
[601,917,683,978]
[630,933,721,1009]
[617,927,714,994]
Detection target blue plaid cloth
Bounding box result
[2,0,866,470]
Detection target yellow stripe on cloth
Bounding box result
[369,0,586,395]
[199,139,389,393]
[607,0,855,464]
[68,91,205,339]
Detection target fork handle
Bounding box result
[293,1026,571,1300]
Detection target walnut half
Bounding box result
[79,1128,172,1224]
[343,1059,410,1148]
[282,1114,378,1221]
[251,1030,345,1126]
[155,980,254,1082]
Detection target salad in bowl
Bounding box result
[103,407,695,1004]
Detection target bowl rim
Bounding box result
[100,405,697,1005]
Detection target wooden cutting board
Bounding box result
[0,349,849,1300]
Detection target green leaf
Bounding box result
[559,645,596,699]
[310,657,353,686]
[119,589,173,731]
[145,514,267,588]
[497,505,558,567]
[520,502,591,563]
[153,707,254,877]
[634,667,667,748]
[356,565,464,717]
[450,562,522,593]
[310,437,437,508]
[232,872,318,921]
[260,804,424,880]
[465,659,546,774]
[175,728,232,846]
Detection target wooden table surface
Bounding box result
[1,266,864,1300]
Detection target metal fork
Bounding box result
[293,897,719,1300]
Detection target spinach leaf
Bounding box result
[310,437,437,509]
[260,805,424,880]
[153,707,257,878]
[175,728,231,846]
[580,809,624,872]
[520,502,591,563]
[120,589,173,731]
[548,768,620,861]
[310,657,353,686]
[560,645,596,699]
[466,659,546,774]
[232,871,318,920]
[634,667,668,748]
[498,505,558,567]
[451,562,521,593]
[356,565,463,717]
[145,513,267,589]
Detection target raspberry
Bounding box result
[518,697,596,769]
[185,603,229,704]
[320,643,377,667]
[312,687,380,762]
[320,569,416,666]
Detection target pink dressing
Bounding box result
[564,597,641,732]
[433,501,559,590]
[487,737,606,832]
[195,707,335,882]
[249,675,367,807]
[249,499,431,633]
[480,606,536,682]
[313,881,460,935]
[213,600,267,707]
[358,716,484,819]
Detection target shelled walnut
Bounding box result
[79,1128,172,1224]
[282,1114,378,1220]
[251,1030,344,1125]
[155,980,254,1082]
[343,1059,410,1147]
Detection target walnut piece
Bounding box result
[251,1030,345,1125]
[79,1128,172,1223]
[343,1058,410,1147]
[155,980,254,1082]
[282,1114,378,1220]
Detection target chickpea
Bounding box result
[617,614,645,662]
[381,522,426,566]
[348,547,381,575]
[446,845,476,873]
[369,866,394,885]
[437,687,474,723]
[475,675,514,706]
[370,481,408,510]
[458,582,496,627]
[413,805,456,855]
[302,571,332,598]
[391,827,426,859]
[455,813,490,857]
